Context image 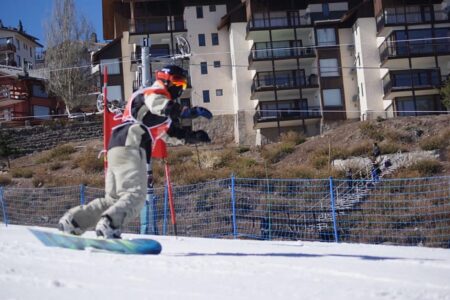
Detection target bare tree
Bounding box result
[44,0,95,115]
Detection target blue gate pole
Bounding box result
[329,177,339,243]
[151,194,159,235]
[162,184,168,235]
[140,200,150,234]
[231,174,237,239]
[0,187,8,226]
[80,184,85,205]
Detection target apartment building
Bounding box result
[98,0,449,145]
[0,22,43,69]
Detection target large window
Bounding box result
[319,58,339,77]
[323,89,342,106]
[107,85,123,102]
[100,59,121,75]
[316,28,336,46]
[198,34,206,47]
[396,95,442,116]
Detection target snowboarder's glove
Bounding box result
[181,106,213,120]
[163,101,182,119]
[185,130,211,144]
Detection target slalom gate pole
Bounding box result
[102,66,109,173]
[164,159,177,236]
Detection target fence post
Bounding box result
[80,184,85,205]
[231,174,237,239]
[163,184,168,235]
[0,187,8,226]
[329,177,339,243]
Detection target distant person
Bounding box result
[345,168,353,192]
[371,160,381,183]
[372,143,381,160]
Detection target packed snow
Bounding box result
[1,225,450,300]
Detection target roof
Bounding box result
[0,27,44,48]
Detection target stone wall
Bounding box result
[192,114,235,145]
[1,121,103,156]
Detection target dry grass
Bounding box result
[0,174,12,186]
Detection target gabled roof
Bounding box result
[0,27,44,48]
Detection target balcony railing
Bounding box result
[379,39,450,62]
[129,16,186,34]
[249,41,315,64]
[247,13,311,31]
[382,69,444,96]
[376,9,450,32]
[0,43,16,53]
[254,103,321,124]
[251,71,318,94]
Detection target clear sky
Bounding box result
[0,0,104,47]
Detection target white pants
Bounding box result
[67,146,147,232]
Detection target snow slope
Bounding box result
[1,225,450,300]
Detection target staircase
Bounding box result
[314,153,407,230]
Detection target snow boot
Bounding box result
[95,216,121,239]
[58,213,83,235]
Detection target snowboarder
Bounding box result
[58,65,211,238]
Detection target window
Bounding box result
[107,85,123,102]
[32,85,48,98]
[200,62,208,74]
[211,33,219,46]
[196,6,203,18]
[209,5,216,12]
[316,28,336,46]
[16,55,21,67]
[323,89,342,106]
[214,61,221,68]
[202,90,210,103]
[16,39,20,50]
[319,58,339,77]
[216,89,223,96]
[33,105,51,120]
[100,59,121,75]
[198,34,206,46]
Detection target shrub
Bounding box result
[383,129,413,144]
[408,159,443,177]
[0,175,12,186]
[280,131,306,145]
[213,149,239,169]
[262,142,295,163]
[347,141,372,157]
[49,162,63,171]
[380,142,406,154]
[11,168,34,178]
[32,173,47,188]
[237,146,250,153]
[359,122,384,141]
[37,144,76,163]
[419,135,449,151]
[73,148,104,174]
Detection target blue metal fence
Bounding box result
[1,175,449,248]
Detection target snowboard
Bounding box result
[29,228,162,255]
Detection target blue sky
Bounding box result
[1,0,103,47]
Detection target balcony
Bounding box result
[382,69,444,99]
[251,70,318,98]
[254,100,321,128]
[248,41,315,70]
[376,8,450,35]
[379,39,450,64]
[129,16,186,44]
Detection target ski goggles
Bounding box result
[170,75,188,90]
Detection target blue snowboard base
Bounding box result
[29,228,162,255]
